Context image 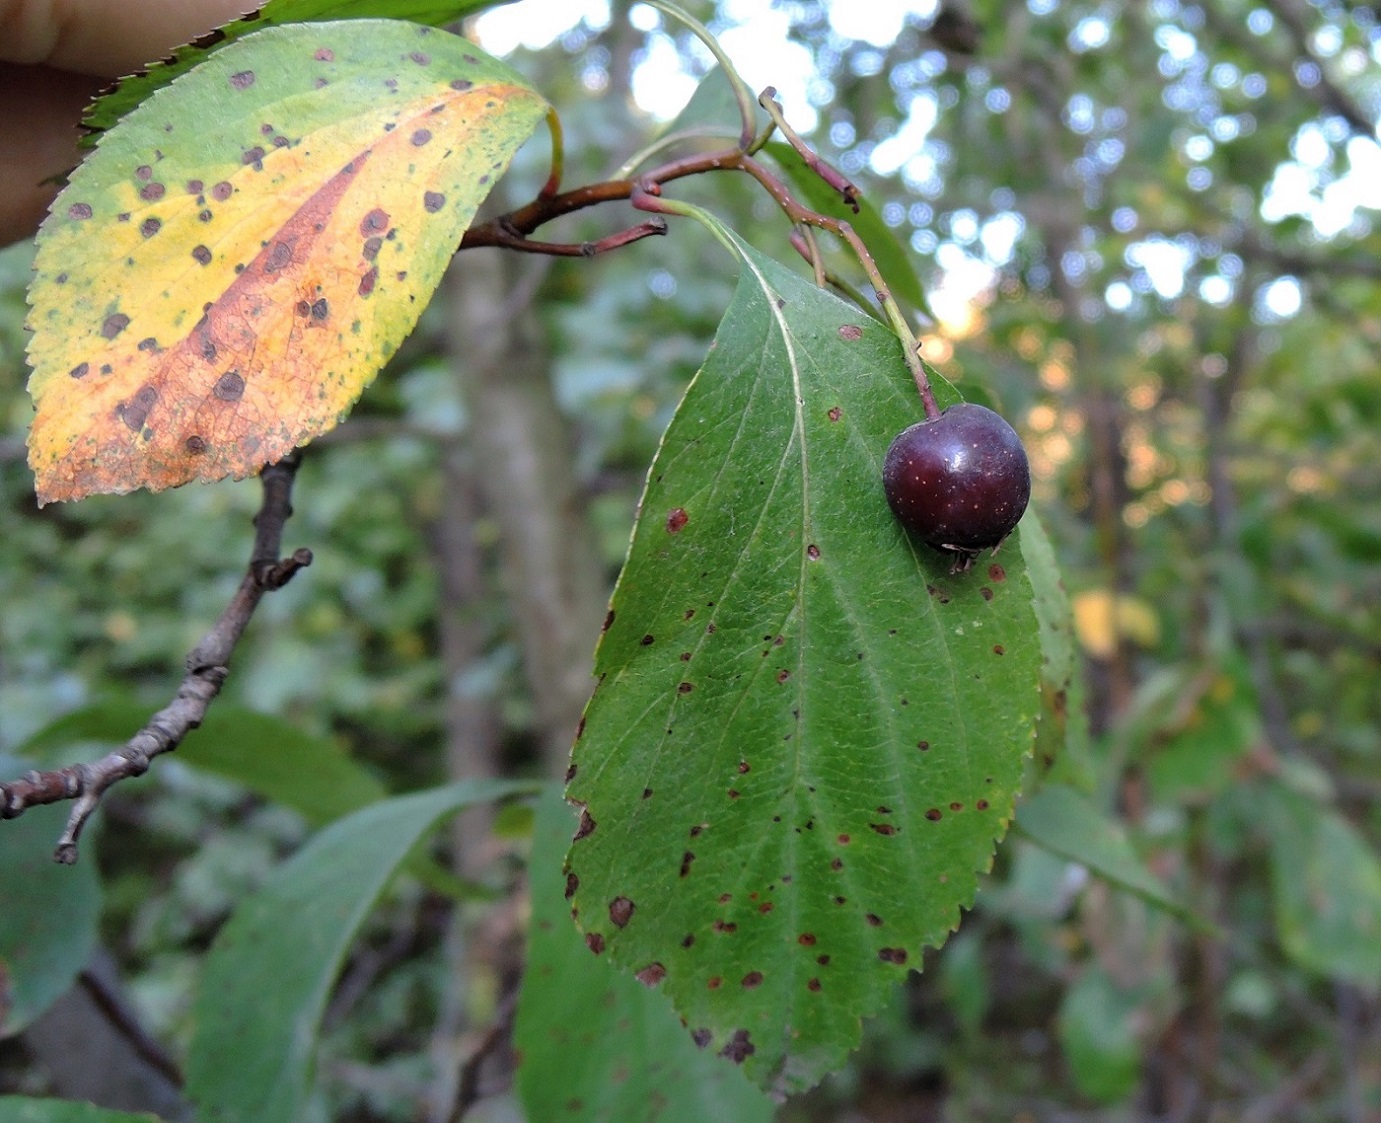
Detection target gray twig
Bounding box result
[0,452,311,863]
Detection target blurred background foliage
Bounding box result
[1,0,1379,1119]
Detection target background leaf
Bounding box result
[515,788,775,1122]
[18,701,385,827]
[0,757,102,1037]
[1014,783,1207,930]
[565,234,1041,1095]
[1057,966,1144,1104]
[1263,785,1381,991]
[81,0,516,139]
[184,778,534,1123]
[28,21,546,503]
[0,1100,159,1123]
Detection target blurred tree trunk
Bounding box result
[447,248,607,776]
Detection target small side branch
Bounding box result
[0,453,312,863]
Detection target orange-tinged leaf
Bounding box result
[26,20,546,505]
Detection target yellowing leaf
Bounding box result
[26,20,546,504]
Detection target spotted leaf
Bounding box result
[26,20,545,504]
[564,234,1041,1096]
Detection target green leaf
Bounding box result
[766,141,932,321]
[1020,510,1092,787]
[564,234,1041,1095]
[1056,966,1143,1104]
[1015,784,1209,931]
[18,701,386,826]
[0,756,102,1038]
[81,0,516,140]
[185,778,536,1123]
[515,788,775,1123]
[0,1100,159,1123]
[1263,785,1381,991]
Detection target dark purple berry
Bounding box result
[882,402,1031,558]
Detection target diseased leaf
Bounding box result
[27,21,545,504]
[185,778,535,1123]
[1020,513,1092,787]
[515,789,775,1123]
[564,233,1040,1095]
[0,756,102,1037]
[81,0,515,139]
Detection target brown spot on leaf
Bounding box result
[827,406,841,422]
[719,1030,754,1063]
[585,932,605,955]
[564,872,578,899]
[101,313,129,339]
[866,913,883,927]
[362,235,383,261]
[311,298,329,321]
[988,563,1007,582]
[213,371,245,402]
[677,682,693,694]
[264,240,293,273]
[837,834,851,845]
[838,324,863,341]
[917,740,930,751]
[136,337,158,352]
[776,669,790,684]
[741,971,763,988]
[870,823,898,836]
[680,851,695,877]
[807,544,821,560]
[574,808,596,841]
[635,963,666,987]
[314,47,334,61]
[192,245,212,265]
[229,70,255,90]
[609,897,635,928]
[140,217,161,238]
[707,976,722,989]
[691,1028,711,1048]
[601,609,615,633]
[925,808,943,822]
[116,385,158,432]
[424,191,446,212]
[981,586,994,601]
[666,507,689,533]
[798,933,816,946]
[993,644,1005,655]
[411,128,432,146]
[69,362,89,379]
[358,266,379,296]
[242,145,265,167]
[450,78,473,90]
[185,435,207,454]
[976,799,990,811]
[360,207,389,235]
[68,202,93,220]
[409,51,431,64]
[140,182,165,201]
[879,947,908,964]
[807,978,822,991]
[641,787,652,800]
[211,181,233,201]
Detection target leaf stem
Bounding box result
[539,106,564,199]
[641,0,758,150]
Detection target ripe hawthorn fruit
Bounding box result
[882,402,1031,563]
